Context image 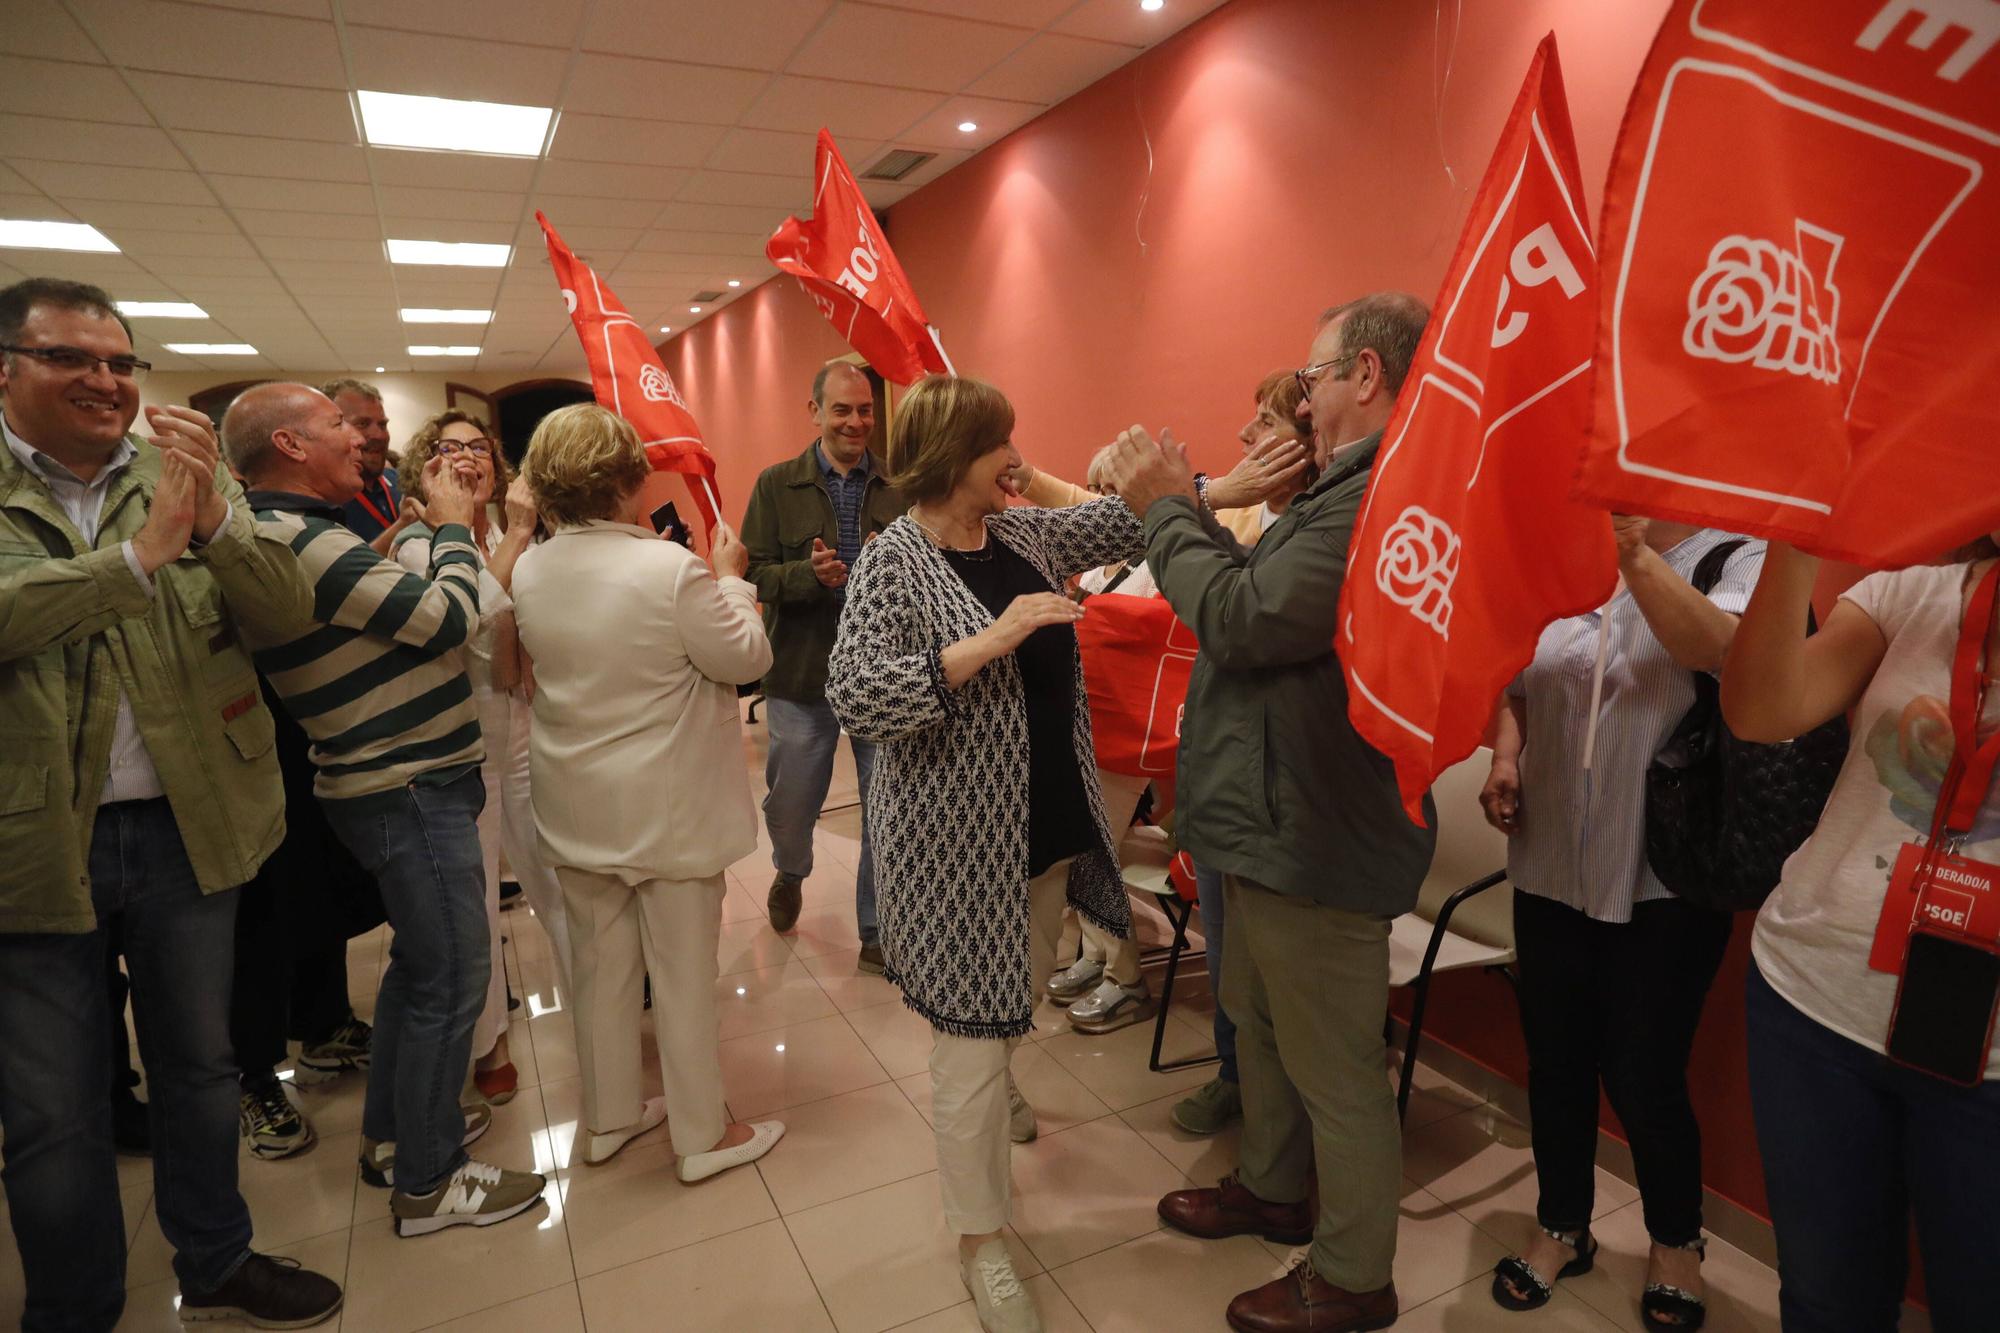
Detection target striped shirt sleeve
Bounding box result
[287,519,481,656]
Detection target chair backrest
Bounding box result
[1411,748,1513,950]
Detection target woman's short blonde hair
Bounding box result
[886,375,1015,504]
[522,403,650,528]
[398,409,513,502]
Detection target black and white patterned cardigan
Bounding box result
[826,498,1146,1039]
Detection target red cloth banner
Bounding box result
[537,211,721,542]
[1338,34,1618,825]
[766,130,953,385]
[1076,594,1198,779]
[1573,0,2000,567]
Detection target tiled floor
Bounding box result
[1,734,1808,1332]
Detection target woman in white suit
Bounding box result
[512,404,784,1179]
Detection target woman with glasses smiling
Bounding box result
[392,411,568,1106]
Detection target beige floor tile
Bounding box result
[340,1179,568,1333]
[717,916,798,977]
[1394,1058,1488,1129]
[1401,1105,1638,1252]
[887,1273,1093,1332]
[1560,1198,1781,1333]
[1261,1181,1508,1309]
[113,1226,351,1333]
[842,993,940,1079]
[720,880,768,925]
[1395,1277,1623,1330]
[520,1006,580,1087]
[785,1172,1042,1333]
[128,1130,359,1287]
[1048,1228,1282,1333]
[1118,1085,1243,1183]
[1009,1114,1192,1271]
[753,1082,935,1214]
[578,1217,835,1332]
[800,946,904,1013]
[716,960,840,1040]
[293,1064,371,1136]
[786,905,865,961]
[1037,1016,1221,1111]
[421,1281,586,1332]
[716,1013,891,1119]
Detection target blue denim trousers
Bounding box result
[762,696,878,944]
[1746,963,2000,1333]
[321,770,489,1194]
[0,798,252,1332]
[1194,863,1240,1084]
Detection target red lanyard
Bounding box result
[353,476,394,529]
[1926,560,2000,850]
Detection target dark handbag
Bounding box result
[1644,540,1849,911]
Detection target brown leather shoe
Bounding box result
[1158,1171,1314,1245]
[1227,1262,1397,1333]
[767,873,803,933]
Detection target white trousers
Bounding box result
[557,865,728,1157]
[471,688,573,1058]
[930,858,1070,1235]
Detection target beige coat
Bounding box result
[511,521,771,885]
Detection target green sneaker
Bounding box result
[1170,1077,1242,1135]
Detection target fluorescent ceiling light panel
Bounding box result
[357,90,554,157]
[164,343,258,354]
[408,345,481,356]
[387,239,511,267]
[116,301,209,318]
[400,308,492,324]
[0,219,119,252]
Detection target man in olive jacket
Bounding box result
[740,361,905,966]
[1107,294,1438,1333]
[0,279,341,1329]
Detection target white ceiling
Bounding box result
[0,0,1226,376]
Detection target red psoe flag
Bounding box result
[1573,0,2000,567]
[1337,34,1618,825]
[1075,594,1199,779]
[766,130,953,385]
[537,211,721,545]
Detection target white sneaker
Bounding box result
[960,1239,1042,1333]
[676,1120,785,1183]
[1045,958,1103,1003]
[1007,1076,1037,1144]
[584,1096,668,1167]
[1066,978,1155,1034]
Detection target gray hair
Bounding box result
[1319,292,1430,395]
[318,376,383,404]
[222,382,326,480]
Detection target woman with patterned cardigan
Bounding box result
[826,376,1143,1333]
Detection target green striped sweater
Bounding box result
[246,496,484,800]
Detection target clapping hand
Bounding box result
[423,454,478,529]
[131,448,203,574]
[1101,425,1196,515]
[144,405,229,537]
[810,538,848,588]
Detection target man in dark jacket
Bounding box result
[1107,293,1438,1333]
[740,361,906,970]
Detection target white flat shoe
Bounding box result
[676,1120,784,1183]
[583,1096,668,1166]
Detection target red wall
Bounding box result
[661,0,1829,1221]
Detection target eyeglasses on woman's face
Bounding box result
[436,437,495,459]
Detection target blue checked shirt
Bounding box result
[815,441,872,572]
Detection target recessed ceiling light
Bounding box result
[659,325,672,333]
[357,90,555,157]
[164,343,257,355]
[374,366,387,373]
[726,279,742,288]
[387,238,510,267]
[0,219,119,252]
[957,120,979,133]
[689,305,703,314]
[115,300,208,318]
[1141,0,1165,11]
[400,307,493,324]
[408,345,481,356]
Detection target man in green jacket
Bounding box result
[0,278,340,1329]
[740,361,906,969]
[1107,293,1439,1333]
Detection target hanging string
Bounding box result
[1433,0,1464,194]
[1132,66,1155,258]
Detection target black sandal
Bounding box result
[1491,1227,1597,1311]
[1642,1236,1707,1331]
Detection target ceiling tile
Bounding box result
[207,175,377,215]
[379,217,517,245]
[74,0,345,88]
[859,179,918,209]
[127,72,358,142]
[872,146,971,191]
[368,148,537,193]
[534,159,688,201]
[77,201,238,234]
[677,170,810,209]
[375,184,527,222]
[563,55,769,125]
[1053,0,1228,46]
[197,1,333,17]
[547,114,727,169]
[967,32,1132,103]
[0,192,73,221]
[0,2,106,63]
[878,0,1069,26]
[740,76,943,140]
[15,159,216,205]
[338,0,586,47]
[0,56,152,123]
[0,163,37,192]
[233,210,382,241]
[647,201,791,236]
[344,26,570,105]
[787,6,1028,93]
[253,236,386,263]
[708,127,882,178]
[106,229,260,260]
[153,254,273,276]
[509,221,642,251]
[176,132,369,184]
[581,0,835,70]
[0,114,181,167]
[895,96,1043,149]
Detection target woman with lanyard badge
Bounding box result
[1723,538,2000,1333]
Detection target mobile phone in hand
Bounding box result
[649,500,692,547]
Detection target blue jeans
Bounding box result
[322,771,489,1194]
[1747,963,2000,1333]
[0,799,252,1332]
[1194,863,1239,1084]
[763,696,877,945]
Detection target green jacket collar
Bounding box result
[1303,429,1384,501]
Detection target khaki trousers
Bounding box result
[556,866,727,1157]
[1224,874,1400,1291]
[930,858,1071,1235]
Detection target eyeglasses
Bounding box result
[436,438,495,459]
[1,343,151,382]
[1294,352,1357,400]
